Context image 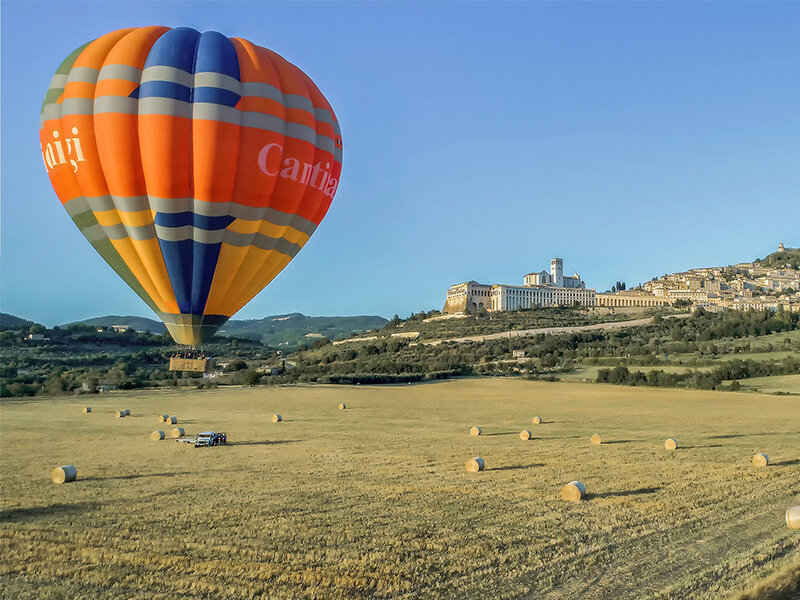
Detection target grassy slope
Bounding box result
[736,375,800,394]
[714,351,799,363]
[389,308,643,341]
[563,347,799,386]
[749,330,800,345]
[1,379,798,599]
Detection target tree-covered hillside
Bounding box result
[63,312,389,350]
[276,308,800,390]
[217,313,388,349]
[0,323,272,398]
[757,247,800,269]
[0,313,36,331]
[64,315,166,333]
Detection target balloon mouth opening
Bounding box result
[162,314,228,346]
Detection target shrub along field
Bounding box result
[1,379,798,599]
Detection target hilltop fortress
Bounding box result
[444,245,800,314]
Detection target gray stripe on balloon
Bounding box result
[107,64,238,94]
[158,313,229,326]
[61,97,94,115]
[106,64,338,129]
[94,96,138,114]
[93,95,340,157]
[140,65,194,87]
[95,221,303,256]
[153,225,302,256]
[64,196,91,217]
[148,198,319,236]
[41,99,62,122]
[81,223,108,243]
[41,103,64,125]
[100,221,156,241]
[159,313,204,325]
[97,63,143,83]
[95,195,148,212]
[63,195,319,237]
[313,108,334,126]
[47,73,69,90]
[242,81,337,125]
[241,111,338,155]
[194,72,241,93]
[137,97,193,119]
[39,70,95,126]
[39,72,338,141]
[66,66,100,85]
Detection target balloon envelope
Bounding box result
[40,26,342,345]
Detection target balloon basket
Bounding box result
[169,349,213,373]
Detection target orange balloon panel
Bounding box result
[40,27,342,345]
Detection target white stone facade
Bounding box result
[444,258,595,313]
[491,284,596,311]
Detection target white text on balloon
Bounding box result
[257,142,338,198]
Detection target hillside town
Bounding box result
[443,244,800,314]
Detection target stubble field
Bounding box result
[1,379,798,599]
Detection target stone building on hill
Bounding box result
[443,258,596,314]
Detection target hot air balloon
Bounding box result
[40,26,342,347]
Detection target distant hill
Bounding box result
[64,315,166,333]
[756,247,800,269]
[62,312,388,349]
[0,313,38,331]
[218,313,389,349]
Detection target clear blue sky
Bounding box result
[2,1,798,325]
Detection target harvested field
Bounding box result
[1,379,798,599]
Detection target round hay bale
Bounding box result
[561,481,586,502]
[272,414,282,423]
[520,430,532,440]
[465,457,485,472]
[787,506,800,530]
[752,453,769,467]
[115,410,126,418]
[338,403,346,410]
[123,409,131,415]
[532,416,542,425]
[470,426,482,436]
[159,414,169,423]
[51,465,77,484]
[590,433,602,445]
[665,438,678,451]
[82,406,92,413]
[151,430,165,441]
[166,416,177,425]
[171,427,185,438]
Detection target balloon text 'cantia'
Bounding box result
[257,142,339,198]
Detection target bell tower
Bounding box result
[550,258,564,287]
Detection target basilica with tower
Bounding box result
[443,258,595,314]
